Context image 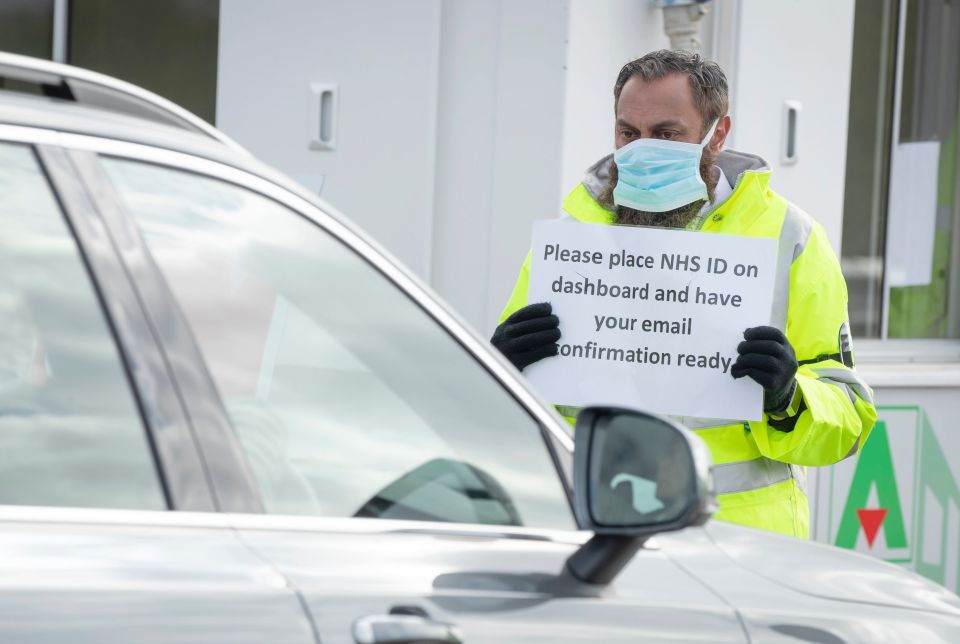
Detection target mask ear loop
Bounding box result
[700,118,720,148]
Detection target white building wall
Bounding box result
[216,0,853,332]
[560,0,671,200]
[443,0,672,334]
[727,0,856,252]
[427,1,503,331]
[217,0,570,335]
[431,0,568,335]
[216,0,442,279]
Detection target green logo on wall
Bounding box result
[833,406,960,590]
[835,421,908,549]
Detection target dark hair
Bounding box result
[614,49,729,132]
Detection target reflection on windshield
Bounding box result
[355,458,522,525]
[105,158,575,530]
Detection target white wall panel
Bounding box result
[217,0,440,278]
[560,0,671,201]
[431,0,568,334]
[429,1,501,329]
[483,0,569,333]
[217,1,682,335]
[732,0,856,252]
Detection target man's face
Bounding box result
[607,73,729,227]
[615,73,709,148]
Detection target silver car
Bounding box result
[0,52,958,643]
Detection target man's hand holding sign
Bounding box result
[491,50,875,538]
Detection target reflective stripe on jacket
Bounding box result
[500,149,878,538]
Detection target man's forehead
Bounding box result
[616,74,700,127]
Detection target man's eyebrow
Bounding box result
[615,117,686,131]
[650,119,684,131]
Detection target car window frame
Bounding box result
[0,134,216,512]
[55,128,578,528]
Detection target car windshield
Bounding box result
[103,157,576,530]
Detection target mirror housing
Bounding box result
[566,407,716,584]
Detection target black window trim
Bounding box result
[34,143,217,512]
[62,146,266,514]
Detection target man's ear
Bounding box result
[709,115,732,153]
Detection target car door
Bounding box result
[86,142,747,643]
[0,137,316,643]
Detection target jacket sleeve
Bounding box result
[498,251,533,324]
[749,222,878,466]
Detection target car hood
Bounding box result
[701,522,960,616]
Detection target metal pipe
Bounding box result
[657,0,713,52]
[52,0,69,63]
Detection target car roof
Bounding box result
[1,89,264,167]
[0,52,279,176]
[0,52,242,148]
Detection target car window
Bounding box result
[0,143,166,510]
[103,158,575,530]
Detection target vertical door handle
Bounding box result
[309,83,337,150]
[781,100,801,165]
[352,612,463,644]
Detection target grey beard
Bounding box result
[614,201,706,228]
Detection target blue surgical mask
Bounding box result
[613,119,718,213]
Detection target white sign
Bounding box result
[525,220,778,421]
[886,141,940,288]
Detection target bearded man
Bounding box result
[490,49,877,539]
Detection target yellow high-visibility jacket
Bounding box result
[501,150,877,538]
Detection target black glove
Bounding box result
[730,326,798,413]
[491,302,561,371]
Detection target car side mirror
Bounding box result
[566,407,716,585]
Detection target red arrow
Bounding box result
[856,508,888,548]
